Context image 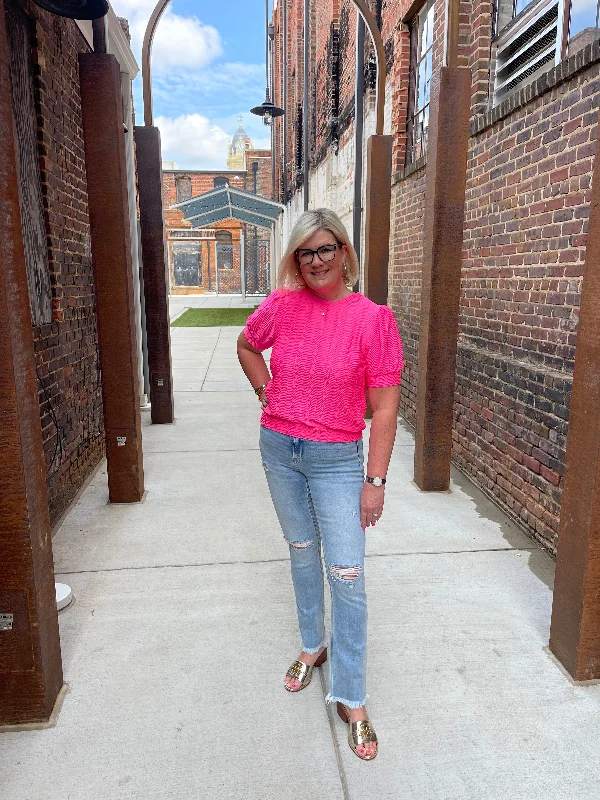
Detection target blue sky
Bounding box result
[112,0,271,169]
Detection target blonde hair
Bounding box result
[277,208,360,290]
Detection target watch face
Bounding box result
[373,477,383,487]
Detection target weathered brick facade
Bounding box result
[163,169,248,206]
[23,3,104,526]
[247,149,274,199]
[272,0,600,553]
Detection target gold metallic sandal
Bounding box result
[284,647,327,692]
[336,703,378,761]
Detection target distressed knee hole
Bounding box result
[289,540,312,550]
[329,565,362,582]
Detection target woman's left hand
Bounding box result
[361,483,385,530]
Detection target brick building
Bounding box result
[1,3,143,527]
[272,0,600,554]
[161,125,273,295]
[1,0,152,723]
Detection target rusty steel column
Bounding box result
[134,125,174,424]
[549,117,600,681]
[413,66,471,491]
[79,53,145,503]
[0,1,63,725]
[362,135,393,304]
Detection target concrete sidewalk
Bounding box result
[2,313,600,800]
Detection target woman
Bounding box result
[237,209,403,761]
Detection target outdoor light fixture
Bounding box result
[251,0,284,125]
[250,91,284,126]
[31,0,108,19]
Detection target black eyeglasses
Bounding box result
[295,242,341,266]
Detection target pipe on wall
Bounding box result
[353,12,365,284]
[303,0,309,211]
[282,0,288,204]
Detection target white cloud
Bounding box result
[111,0,222,72]
[129,12,222,71]
[111,0,270,166]
[156,113,232,169]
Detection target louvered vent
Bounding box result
[494,0,562,106]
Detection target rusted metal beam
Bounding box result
[79,53,145,503]
[134,125,175,424]
[413,66,471,491]
[362,135,393,304]
[549,111,600,681]
[0,1,63,725]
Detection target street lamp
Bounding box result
[250,0,284,125]
[250,92,284,126]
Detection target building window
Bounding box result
[172,242,202,286]
[493,0,600,106]
[216,232,234,270]
[214,177,229,188]
[175,176,192,203]
[406,0,434,166]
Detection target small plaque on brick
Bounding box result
[0,614,14,631]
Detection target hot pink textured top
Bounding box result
[244,288,403,442]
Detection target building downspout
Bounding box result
[282,0,288,204]
[303,0,309,211]
[353,12,365,289]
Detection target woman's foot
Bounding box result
[337,704,378,760]
[284,646,327,691]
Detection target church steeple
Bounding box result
[227,118,252,170]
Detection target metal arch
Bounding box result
[142,0,170,126]
[142,0,388,135]
[351,0,387,136]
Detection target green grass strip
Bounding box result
[171,307,258,327]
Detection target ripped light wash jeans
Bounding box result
[259,425,367,708]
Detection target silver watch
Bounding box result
[365,476,386,487]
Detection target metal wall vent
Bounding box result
[494,0,562,105]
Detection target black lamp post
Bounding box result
[251,0,284,125]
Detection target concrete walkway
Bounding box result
[2,300,600,800]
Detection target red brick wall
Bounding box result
[452,64,598,550]
[246,149,273,199]
[389,164,427,423]
[163,170,248,207]
[26,6,105,525]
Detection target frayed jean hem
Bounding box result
[325,693,369,709]
[302,638,328,655]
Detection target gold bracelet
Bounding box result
[254,385,267,397]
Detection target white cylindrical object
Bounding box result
[55,583,73,611]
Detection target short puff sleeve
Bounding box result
[366,306,404,387]
[244,290,282,351]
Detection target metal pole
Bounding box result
[353,12,365,286]
[265,0,269,97]
[240,230,246,299]
[282,0,288,204]
[303,0,309,211]
[270,28,276,199]
[92,17,107,53]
